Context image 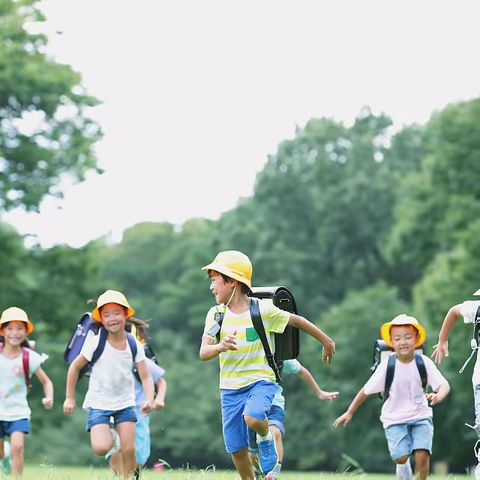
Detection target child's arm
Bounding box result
[425,381,450,405]
[199,331,238,361]
[152,378,167,410]
[35,367,54,410]
[333,388,369,427]
[296,365,339,402]
[137,360,154,414]
[63,354,88,414]
[288,314,335,364]
[432,304,463,364]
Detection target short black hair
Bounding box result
[208,270,250,294]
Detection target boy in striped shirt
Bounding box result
[200,250,335,480]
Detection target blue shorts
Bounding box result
[86,406,137,432]
[384,417,434,460]
[221,380,277,453]
[0,419,30,437]
[248,405,286,452]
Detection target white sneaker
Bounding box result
[0,440,12,475]
[474,440,480,480]
[396,459,413,480]
[107,427,121,456]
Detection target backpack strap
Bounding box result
[249,297,282,384]
[414,352,428,390]
[22,347,31,393]
[459,305,480,374]
[126,333,138,361]
[91,326,108,365]
[383,353,396,402]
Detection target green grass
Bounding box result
[2,467,470,480]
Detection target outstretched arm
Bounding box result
[432,304,462,364]
[333,388,369,427]
[426,381,450,405]
[138,360,154,413]
[153,378,167,410]
[288,314,335,364]
[296,365,338,401]
[35,367,54,409]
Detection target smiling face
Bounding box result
[390,324,419,361]
[100,303,127,334]
[1,321,27,347]
[209,272,235,305]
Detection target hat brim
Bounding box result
[202,261,252,289]
[0,319,34,334]
[92,305,136,322]
[474,289,480,296]
[380,321,426,348]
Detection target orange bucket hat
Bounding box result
[380,314,426,348]
[0,307,34,334]
[91,290,135,322]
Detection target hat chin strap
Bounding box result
[225,285,237,307]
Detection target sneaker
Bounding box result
[265,461,282,479]
[257,432,278,474]
[474,440,480,480]
[106,427,121,457]
[0,440,12,475]
[396,459,413,480]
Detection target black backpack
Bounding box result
[371,339,427,401]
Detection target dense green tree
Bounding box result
[0,0,102,212]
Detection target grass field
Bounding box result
[2,467,471,480]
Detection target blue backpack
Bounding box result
[64,312,138,379]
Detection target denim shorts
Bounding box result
[220,380,277,453]
[384,417,434,460]
[248,405,286,452]
[85,406,137,432]
[473,384,480,435]
[0,419,30,437]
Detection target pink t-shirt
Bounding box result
[364,354,447,427]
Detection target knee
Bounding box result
[394,455,410,465]
[415,449,430,465]
[121,445,136,458]
[11,443,24,459]
[91,440,110,457]
[244,415,263,430]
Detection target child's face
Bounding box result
[101,303,127,334]
[390,325,419,359]
[209,273,235,305]
[2,321,27,347]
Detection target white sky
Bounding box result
[4,0,480,248]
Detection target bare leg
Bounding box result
[244,415,269,436]
[271,426,283,461]
[117,421,136,478]
[231,445,255,480]
[10,431,25,478]
[90,424,113,456]
[414,449,429,480]
[109,451,123,475]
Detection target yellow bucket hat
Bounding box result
[92,290,135,322]
[0,307,34,334]
[380,314,426,348]
[202,250,253,289]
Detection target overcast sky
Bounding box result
[4,0,480,248]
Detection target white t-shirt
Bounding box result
[0,349,48,421]
[460,300,480,385]
[81,335,145,411]
[363,354,447,427]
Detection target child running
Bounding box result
[63,290,154,478]
[334,315,450,480]
[108,319,167,479]
[0,307,53,478]
[200,250,335,480]
[249,359,339,479]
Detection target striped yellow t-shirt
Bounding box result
[203,299,290,389]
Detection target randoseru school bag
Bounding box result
[371,339,427,401]
[64,312,137,379]
[0,336,34,393]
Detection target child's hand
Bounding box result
[425,392,443,405]
[42,397,54,410]
[140,400,152,414]
[319,390,339,402]
[431,340,449,364]
[219,330,238,352]
[153,399,165,410]
[333,411,352,427]
[322,342,335,365]
[63,398,75,414]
